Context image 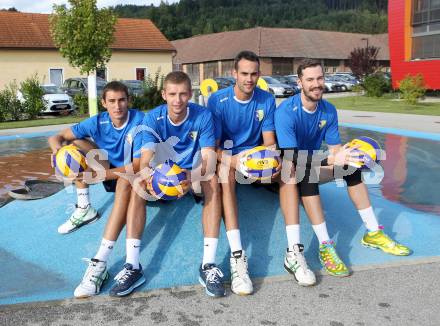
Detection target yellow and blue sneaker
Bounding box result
[361,226,411,256]
[319,241,350,277]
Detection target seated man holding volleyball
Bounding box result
[104,71,225,297]
[207,50,315,294]
[275,59,411,277]
[48,81,145,298]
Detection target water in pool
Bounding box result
[0,128,439,215]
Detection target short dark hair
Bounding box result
[102,81,129,100]
[163,71,192,90]
[234,50,260,70]
[297,59,323,78]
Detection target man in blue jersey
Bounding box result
[48,81,145,298]
[208,51,316,295]
[105,71,225,298]
[275,59,411,277]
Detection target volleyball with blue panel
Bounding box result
[348,136,381,169]
[150,161,187,200]
[240,146,280,180]
[53,144,87,177]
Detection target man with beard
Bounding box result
[275,59,411,277]
[208,51,316,295]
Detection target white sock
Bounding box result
[226,229,243,254]
[94,238,115,262]
[312,222,331,244]
[285,224,300,250]
[126,238,141,269]
[202,237,218,267]
[77,187,90,209]
[358,206,380,232]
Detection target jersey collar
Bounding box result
[112,110,130,130]
[168,107,190,126]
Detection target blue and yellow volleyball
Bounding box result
[240,146,280,180]
[150,161,187,200]
[348,136,381,169]
[53,144,87,177]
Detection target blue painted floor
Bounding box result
[1,179,439,305]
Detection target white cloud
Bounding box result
[0,1,178,14]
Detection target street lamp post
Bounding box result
[361,37,369,49]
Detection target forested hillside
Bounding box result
[112,0,388,40]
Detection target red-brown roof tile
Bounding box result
[0,11,174,51]
[172,27,389,63]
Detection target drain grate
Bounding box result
[353,115,374,118]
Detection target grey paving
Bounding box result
[1,260,439,326]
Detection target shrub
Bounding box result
[136,69,165,110]
[0,81,24,121]
[73,93,89,115]
[20,74,45,119]
[363,73,389,97]
[398,74,426,105]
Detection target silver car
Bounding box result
[260,76,295,97]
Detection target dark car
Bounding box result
[122,80,145,97]
[272,75,300,94]
[214,77,235,89]
[62,77,106,98]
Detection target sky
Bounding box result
[0,1,179,14]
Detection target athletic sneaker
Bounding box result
[230,250,253,295]
[74,258,109,298]
[58,205,99,234]
[109,263,146,297]
[284,244,316,286]
[361,226,411,256]
[319,241,350,277]
[198,263,226,297]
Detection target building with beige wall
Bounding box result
[0,12,175,89]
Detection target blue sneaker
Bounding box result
[109,263,146,297]
[198,263,225,297]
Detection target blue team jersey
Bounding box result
[207,86,276,155]
[141,102,216,170]
[71,109,145,167]
[275,94,341,151]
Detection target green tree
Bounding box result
[50,0,116,117]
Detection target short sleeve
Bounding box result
[198,110,216,148]
[262,95,276,132]
[207,95,222,142]
[324,106,341,145]
[141,112,160,151]
[71,116,97,139]
[274,102,297,149]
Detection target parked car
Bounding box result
[327,75,356,91]
[260,76,295,97]
[17,84,75,114]
[271,75,300,94]
[62,77,106,98]
[214,77,235,89]
[323,76,345,92]
[122,80,145,97]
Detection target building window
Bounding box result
[96,67,107,81]
[324,59,340,73]
[203,61,219,79]
[272,58,293,75]
[173,64,182,72]
[186,63,200,85]
[136,68,147,81]
[49,69,63,87]
[412,0,440,59]
[221,60,234,77]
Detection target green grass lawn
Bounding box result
[328,95,440,116]
[0,115,87,130]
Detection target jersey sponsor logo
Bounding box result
[99,120,110,125]
[157,116,165,121]
[293,106,298,112]
[220,97,229,103]
[188,131,198,141]
[318,120,327,129]
[255,109,264,122]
